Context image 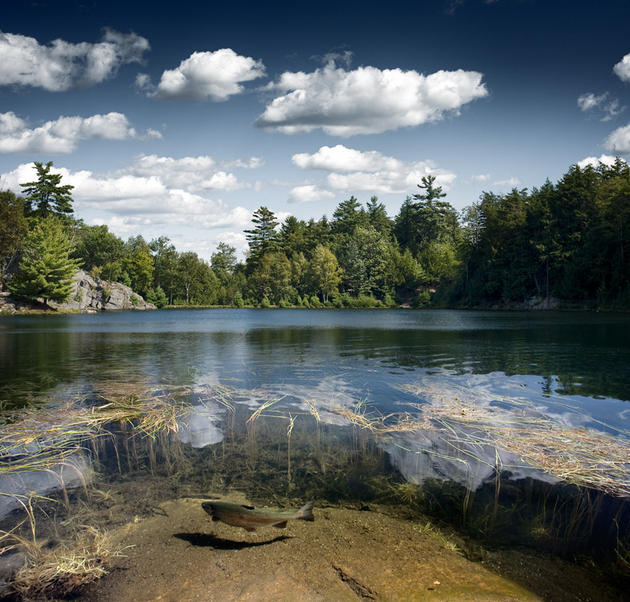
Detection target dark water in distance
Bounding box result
[1,309,630,419]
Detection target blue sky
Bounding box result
[1,0,629,259]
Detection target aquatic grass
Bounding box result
[304,399,320,424]
[286,413,297,491]
[414,521,460,553]
[9,526,126,598]
[333,386,630,498]
[207,384,236,414]
[0,393,190,479]
[247,395,288,425]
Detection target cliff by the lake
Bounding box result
[0,270,155,314]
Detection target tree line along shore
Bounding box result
[1,158,629,311]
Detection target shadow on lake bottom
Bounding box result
[172,532,292,549]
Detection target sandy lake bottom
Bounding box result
[77,496,624,602]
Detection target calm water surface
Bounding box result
[1,308,629,416]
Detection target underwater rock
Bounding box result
[0,453,92,519]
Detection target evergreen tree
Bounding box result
[304,216,333,252]
[211,243,242,305]
[331,196,366,236]
[146,285,168,308]
[279,216,310,257]
[413,174,446,204]
[394,197,421,254]
[20,161,74,218]
[366,196,391,236]
[9,216,80,305]
[211,242,238,285]
[245,206,279,268]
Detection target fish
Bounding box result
[202,499,314,532]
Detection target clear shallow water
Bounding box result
[2,308,629,495]
[1,309,630,592]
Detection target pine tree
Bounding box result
[20,161,74,218]
[9,217,80,305]
[413,174,446,204]
[245,206,279,267]
[366,196,391,236]
[331,196,366,236]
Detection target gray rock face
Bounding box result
[51,270,156,312]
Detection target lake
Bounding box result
[0,309,629,597]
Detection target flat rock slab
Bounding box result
[80,498,538,601]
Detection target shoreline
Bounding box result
[2,302,628,315]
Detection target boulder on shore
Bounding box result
[0,270,155,313]
[52,270,155,312]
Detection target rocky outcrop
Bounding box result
[487,295,563,310]
[0,271,155,313]
[51,270,155,312]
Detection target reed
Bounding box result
[286,413,297,491]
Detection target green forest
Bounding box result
[1,158,629,309]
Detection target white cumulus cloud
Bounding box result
[577,154,624,169]
[0,111,149,153]
[142,48,266,101]
[116,153,261,191]
[604,123,630,154]
[288,185,335,203]
[257,62,488,136]
[0,162,252,231]
[292,144,456,194]
[0,29,149,91]
[613,53,630,83]
[292,145,402,172]
[577,92,607,112]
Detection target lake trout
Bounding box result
[202,500,314,532]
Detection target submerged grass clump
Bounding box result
[9,526,125,598]
[0,392,189,477]
[0,387,195,598]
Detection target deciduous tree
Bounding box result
[310,245,342,302]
